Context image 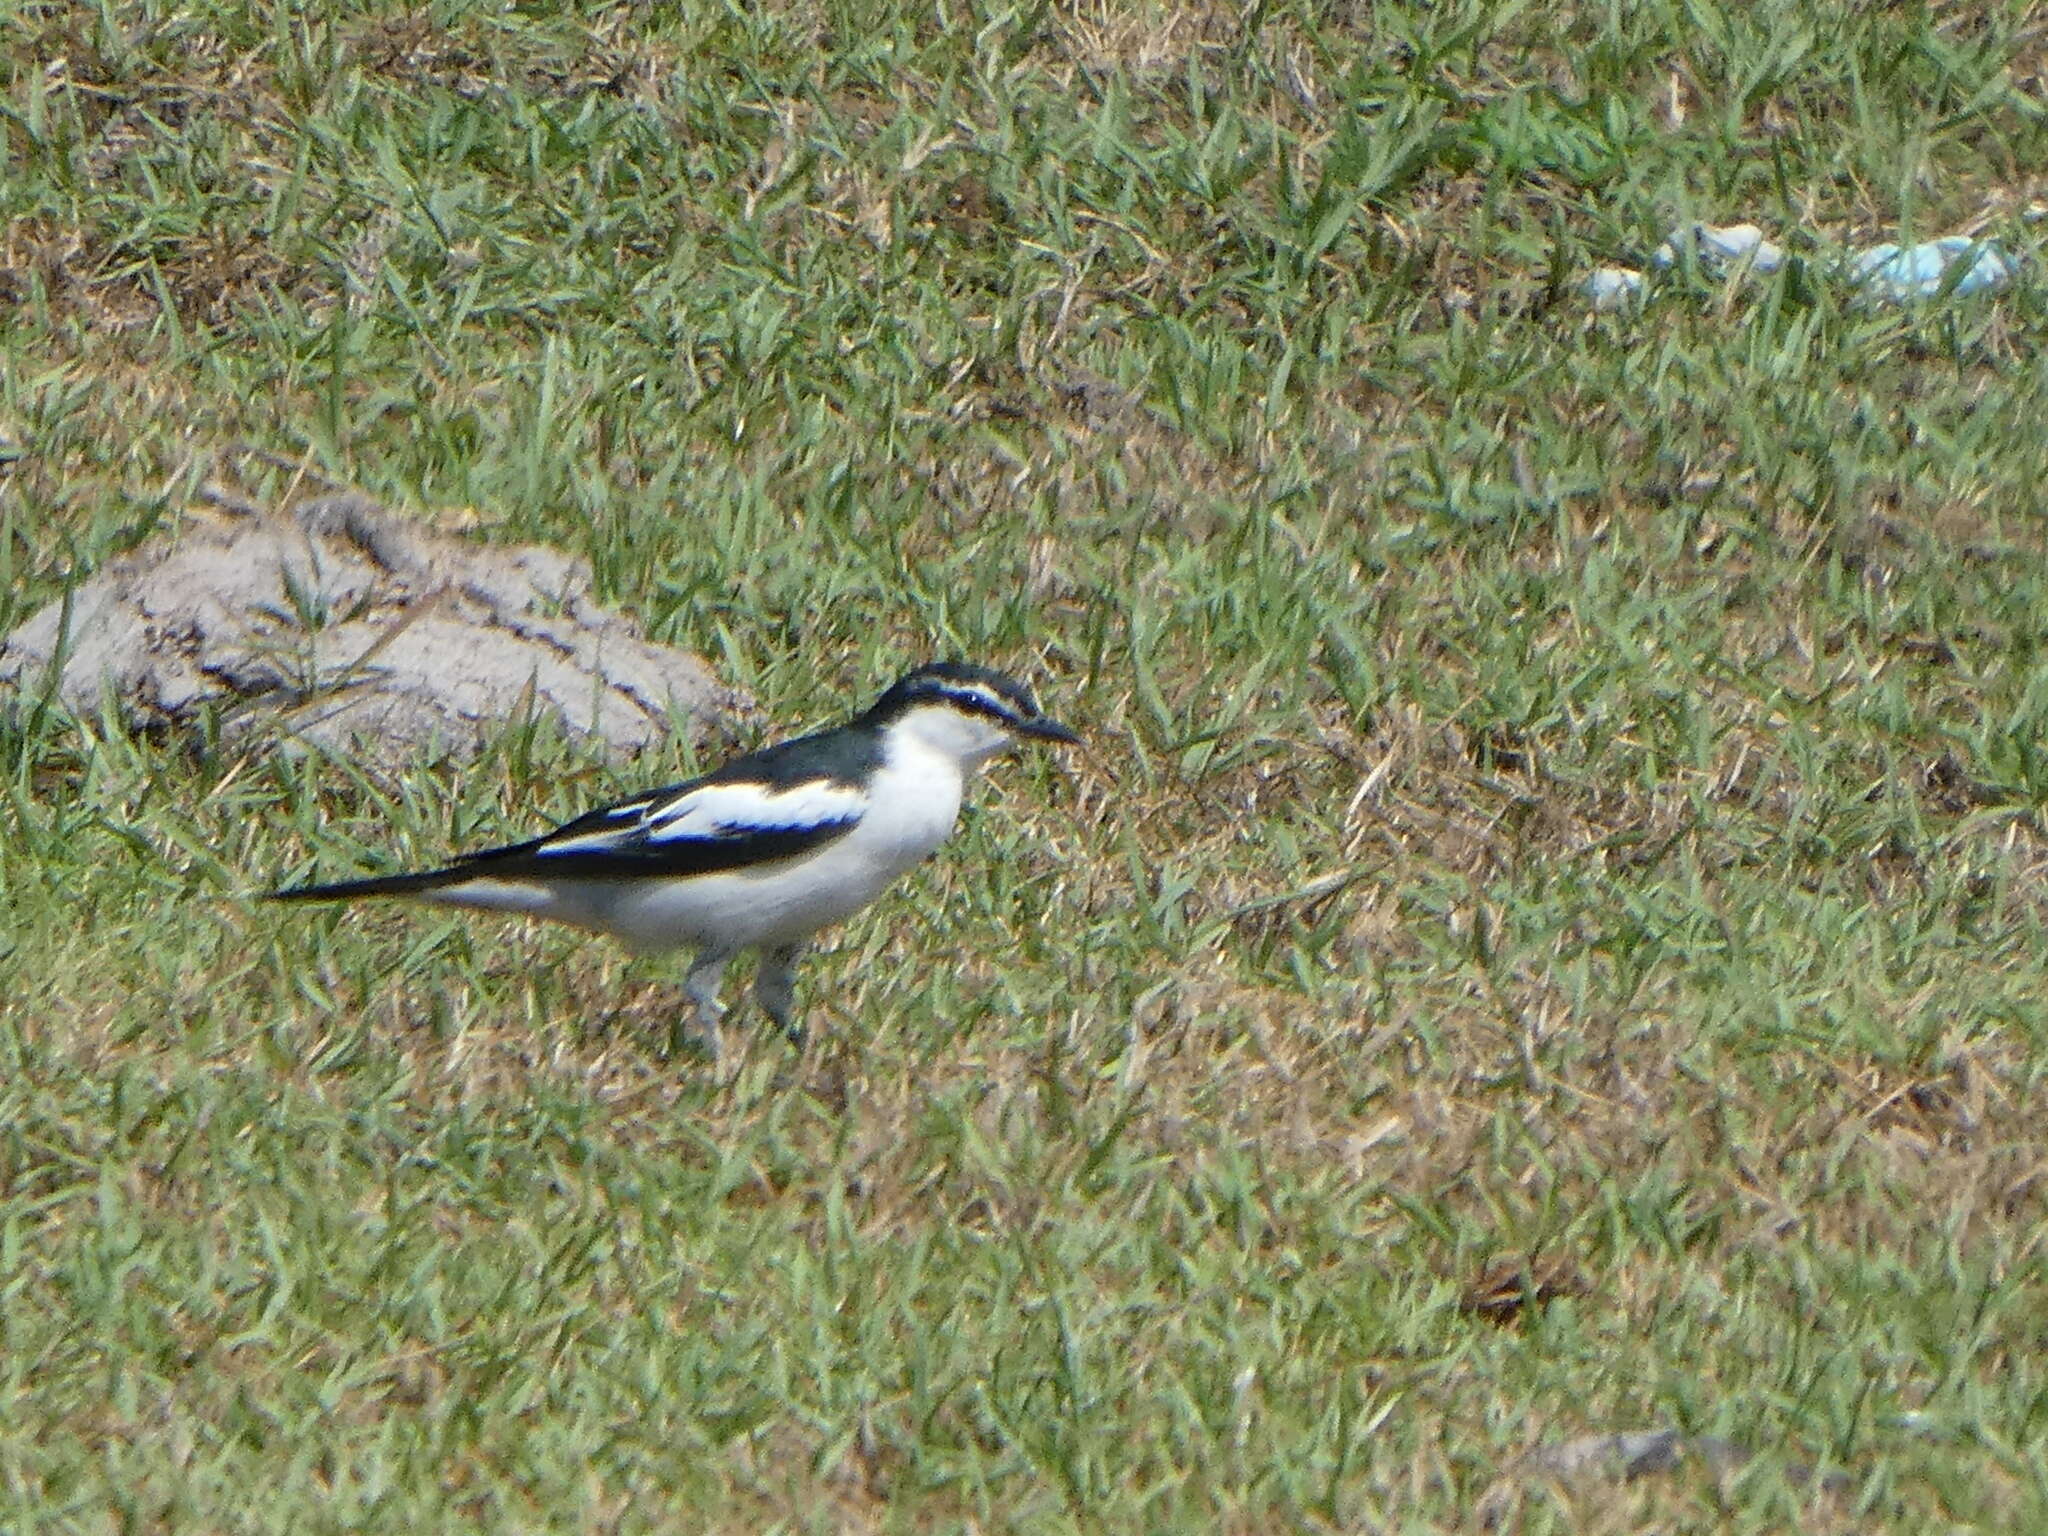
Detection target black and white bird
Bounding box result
[269,662,1079,1061]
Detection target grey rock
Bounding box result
[1,493,747,768]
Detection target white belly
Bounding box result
[603,827,938,951]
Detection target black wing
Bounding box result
[271,727,879,899]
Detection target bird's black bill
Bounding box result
[1018,717,1082,745]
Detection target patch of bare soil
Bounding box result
[0,492,746,767]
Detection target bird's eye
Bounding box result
[952,689,1011,721]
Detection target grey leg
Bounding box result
[755,944,807,1048]
[675,949,732,1061]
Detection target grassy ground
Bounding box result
[5,0,2048,1528]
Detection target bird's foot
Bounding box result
[676,950,733,1068]
[668,1013,723,1064]
[755,945,807,1052]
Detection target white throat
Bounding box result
[886,702,1015,770]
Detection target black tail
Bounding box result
[267,867,471,902]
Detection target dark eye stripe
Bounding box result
[939,685,1024,723]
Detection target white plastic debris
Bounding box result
[1580,267,1646,310]
[1587,218,2020,308]
[1652,221,1787,274]
[1849,236,2015,300]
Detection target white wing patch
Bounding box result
[644,780,867,842]
[534,777,867,858]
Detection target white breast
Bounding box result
[843,728,968,873]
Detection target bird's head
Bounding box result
[867,661,1081,766]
